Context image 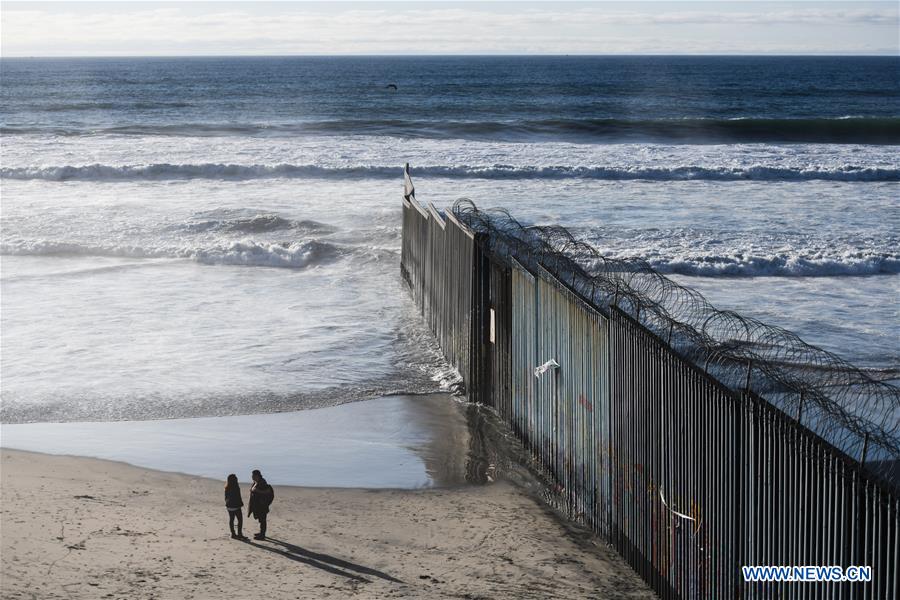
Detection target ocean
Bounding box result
[2,56,898,425]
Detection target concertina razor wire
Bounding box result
[452,199,900,490]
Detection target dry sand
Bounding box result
[0,449,652,599]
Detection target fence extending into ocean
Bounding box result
[400,165,899,599]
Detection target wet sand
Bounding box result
[1,449,653,599]
[0,394,477,488]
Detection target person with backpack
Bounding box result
[247,469,274,540]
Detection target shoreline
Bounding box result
[1,449,653,599]
[0,394,484,489]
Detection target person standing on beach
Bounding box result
[248,469,274,540]
[224,474,246,540]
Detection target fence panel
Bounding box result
[400,173,899,599]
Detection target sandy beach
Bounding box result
[1,449,653,599]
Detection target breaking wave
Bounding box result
[1,239,344,269]
[641,253,900,277]
[4,162,899,182]
[577,229,900,277]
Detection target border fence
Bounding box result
[399,165,899,599]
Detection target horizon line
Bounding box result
[3,52,898,59]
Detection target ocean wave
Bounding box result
[29,101,194,112]
[175,208,338,235]
[183,214,295,233]
[3,117,899,143]
[0,385,448,424]
[4,163,899,182]
[1,239,344,269]
[587,253,900,278]
[180,214,335,235]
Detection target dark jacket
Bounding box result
[225,485,243,509]
[248,478,274,519]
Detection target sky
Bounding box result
[1,1,898,56]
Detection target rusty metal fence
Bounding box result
[399,166,899,599]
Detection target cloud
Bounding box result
[1,4,897,56]
[646,8,897,25]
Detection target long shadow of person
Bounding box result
[246,538,404,584]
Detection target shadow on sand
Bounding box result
[246,537,404,584]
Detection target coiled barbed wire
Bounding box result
[452,199,900,489]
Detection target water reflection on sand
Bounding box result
[0,394,513,489]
